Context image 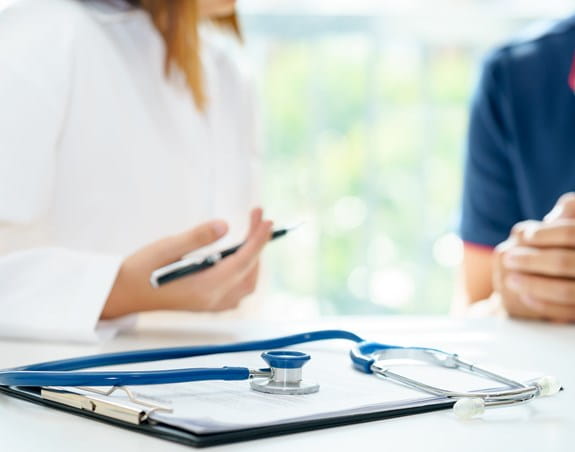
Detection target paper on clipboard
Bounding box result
[56,343,539,435]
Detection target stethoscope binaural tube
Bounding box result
[350,341,562,419]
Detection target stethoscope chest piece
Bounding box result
[250,350,320,395]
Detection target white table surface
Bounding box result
[0,314,573,452]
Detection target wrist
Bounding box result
[101,260,147,319]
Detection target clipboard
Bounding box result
[0,384,454,448]
[0,343,538,448]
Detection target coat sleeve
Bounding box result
[0,2,130,342]
[0,247,126,342]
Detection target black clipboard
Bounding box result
[0,385,454,448]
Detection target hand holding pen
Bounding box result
[101,208,273,319]
[150,223,298,287]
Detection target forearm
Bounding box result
[460,244,495,303]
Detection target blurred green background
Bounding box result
[239,1,573,316]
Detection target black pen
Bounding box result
[150,224,301,288]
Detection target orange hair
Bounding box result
[133,0,241,110]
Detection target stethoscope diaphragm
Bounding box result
[250,350,319,395]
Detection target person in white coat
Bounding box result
[0,0,272,341]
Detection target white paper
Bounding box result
[63,343,538,434]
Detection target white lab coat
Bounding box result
[0,0,260,341]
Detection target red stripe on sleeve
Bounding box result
[568,52,575,91]
[462,241,495,252]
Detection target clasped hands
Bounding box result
[494,193,575,323]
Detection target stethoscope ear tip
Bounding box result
[453,397,485,420]
[536,376,561,397]
[452,375,562,420]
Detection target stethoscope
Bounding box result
[0,330,561,419]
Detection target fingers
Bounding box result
[153,220,228,265]
[212,219,272,286]
[177,212,270,309]
[544,192,575,222]
[212,263,260,312]
[239,262,260,297]
[503,247,575,278]
[503,270,575,322]
[178,220,229,251]
[248,207,263,236]
[517,296,575,323]
[510,220,539,243]
[506,272,575,305]
[495,195,575,323]
[233,220,272,267]
[515,220,575,248]
[164,207,263,269]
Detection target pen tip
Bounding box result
[286,221,305,231]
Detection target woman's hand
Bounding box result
[101,208,272,319]
[494,193,575,322]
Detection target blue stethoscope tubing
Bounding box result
[0,328,561,420]
[0,329,377,387]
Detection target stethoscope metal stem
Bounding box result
[249,369,273,378]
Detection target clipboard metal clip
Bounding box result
[40,385,172,425]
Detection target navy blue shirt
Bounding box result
[460,16,575,247]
